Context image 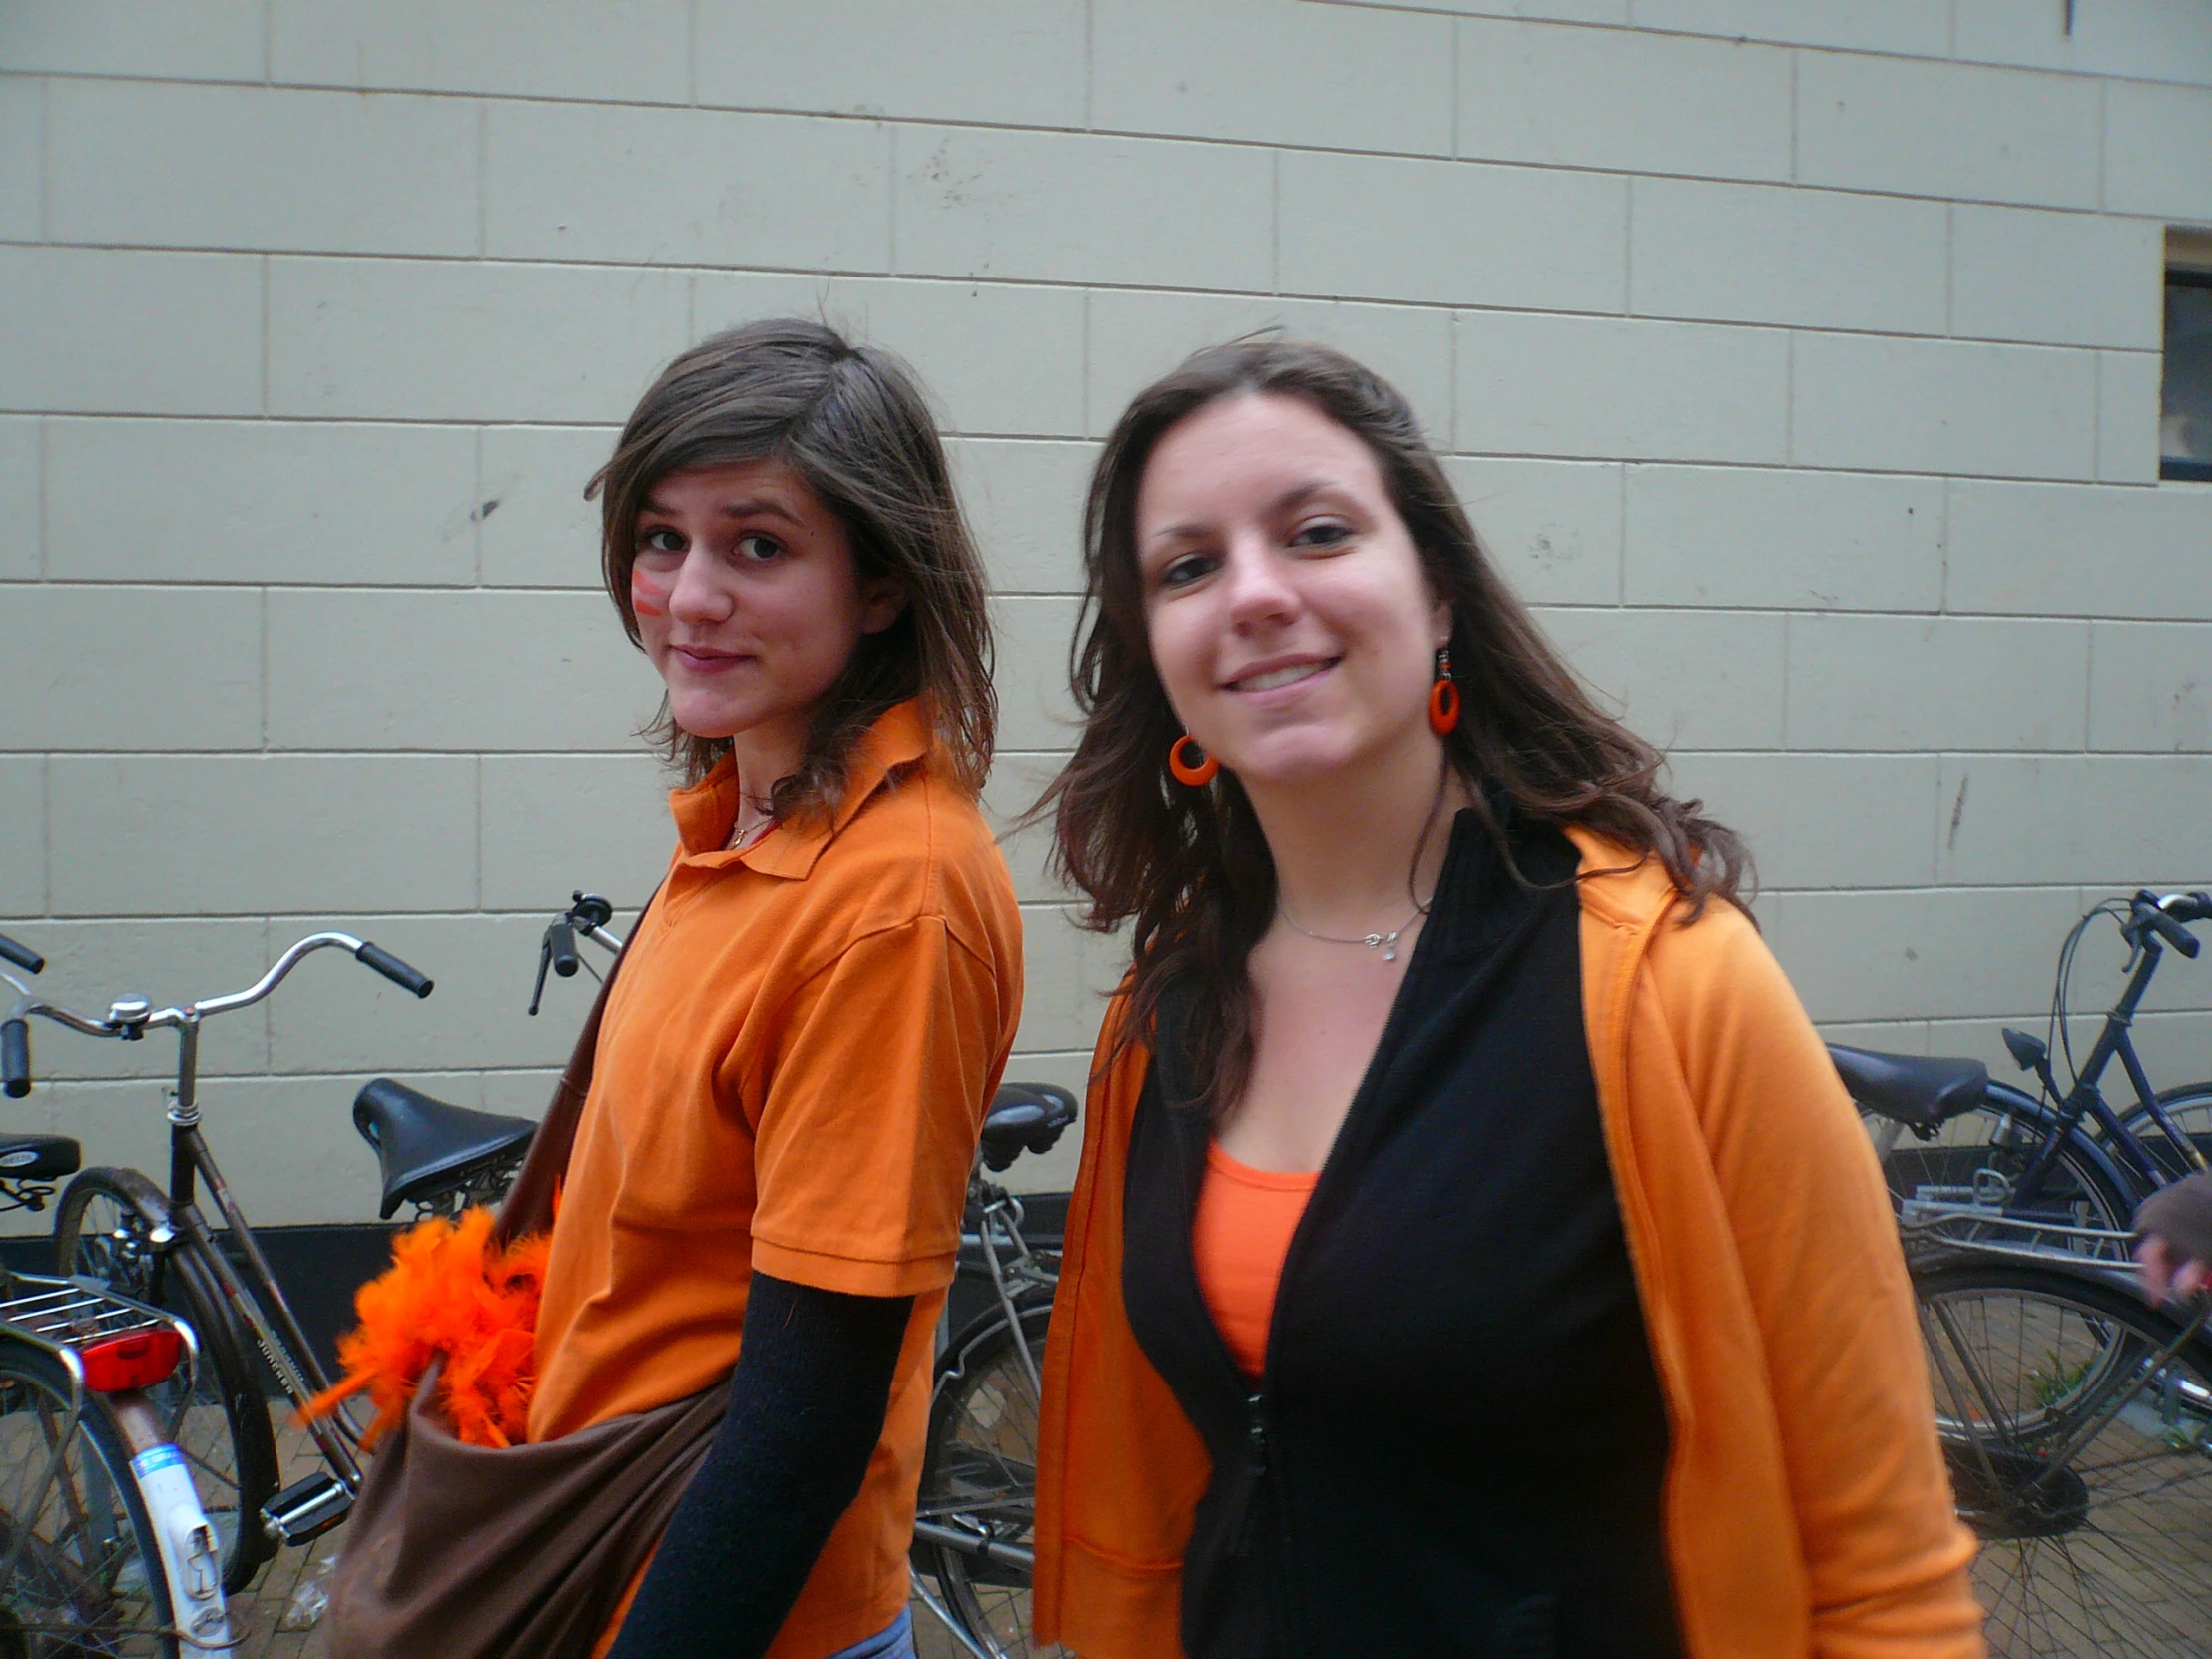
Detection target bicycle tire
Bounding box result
[0,1335,180,1658]
[2112,1080,2212,1185]
[915,1302,1065,1659]
[1913,1257,2212,1656]
[1871,1086,2135,1241]
[52,1170,278,1596]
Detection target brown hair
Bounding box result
[590,318,994,813]
[1040,337,1750,1120]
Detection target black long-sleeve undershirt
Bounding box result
[605,1270,915,1659]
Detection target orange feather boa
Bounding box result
[301,1208,551,1451]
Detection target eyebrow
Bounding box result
[1143,480,1340,550]
[638,495,804,526]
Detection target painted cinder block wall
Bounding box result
[2,0,2209,1222]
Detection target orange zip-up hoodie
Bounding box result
[1033,828,1982,1659]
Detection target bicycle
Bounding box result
[1,929,447,1598]
[1841,889,2212,1247]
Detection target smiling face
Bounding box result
[629,459,905,758]
[1135,393,1451,790]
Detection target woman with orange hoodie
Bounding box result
[1029,339,1981,1658]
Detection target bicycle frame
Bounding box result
[2008,932,2209,1210]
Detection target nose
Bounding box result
[1218,531,1298,631]
[665,549,732,626]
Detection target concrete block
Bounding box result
[1013,904,1126,1055]
[50,82,478,257]
[1624,465,1943,612]
[1320,0,1626,20]
[2066,905,2212,1019]
[268,258,691,423]
[270,0,690,104]
[1280,152,1625,313]
[478,1069,557,1122]
[1,1,264,78]
[0,756,42,914]
[1767,885,2090,1023]
[1791,333,2097,481]
[1948,479,2212,621]
[180,1073,458,1227]
[0,78,38,242]
[1629,178,1945,335]
[993,595,1084,753]
[2098,350,2164,485]
[1087,288,1453,446]
[1664,752,1939,890]
[1533,606,1787,750]
[2105,83,2212,220]
[1951,207,2165,351]
[1086,287,1453,445]
[1632,0,1948,54]
[48,755,478,916]
[0,587,261,752]
[1936,755,2212,888]
[1797,55,2100,210]
[1456,18,1790,181]
[893,127,1272,291]
[2090,621,2212,752]
[949,438,1094,596]
[0,417,35,580]
[0,249,262,417]
[1955,0,2212,89]
[266,590,662,752]
[1457,312,1789,463]
[0,917,274,1084]
[1440,456,1622,607]
[479,752,673,912]
[479,426,619,589]
[979,751,1072,907]
[47,419,478,586]
[1818,1021,1932,1058]
[269,912,578,1074]
[1096,0,1451,155]
[485,102,890,272]
[696,0,1084,128]
[1787,616,2090,752]
[813,276,1089,439]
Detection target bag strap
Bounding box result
[494,890,655,1245]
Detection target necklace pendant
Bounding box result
[1373,931,1400,962]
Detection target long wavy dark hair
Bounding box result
[1040,337,1750,1121]
[590,318,995,813]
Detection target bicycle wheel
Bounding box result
[52,1171,277,1596]
[2113,1081,2212,1185]
[915,1303,1065,1659]
[1872,1091,2133,1241]
[1914,1258,2212,1656]
[0,1336,179,1658]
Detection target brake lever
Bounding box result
[527,931,556,1017]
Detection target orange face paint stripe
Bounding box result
[630,569,670,618]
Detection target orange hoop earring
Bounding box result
[1168,734,1220,787]
[1428,648,1459,736]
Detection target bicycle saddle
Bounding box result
[1828,1045,1989,1131]
[0,1134,79,1181]
[980,1083,1078,1172]
[352,1078,537,1220]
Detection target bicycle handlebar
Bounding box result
[354,941,434,998]
[0,932,42,976]
[1,1019,28,1099]
[2130,891,2205,960]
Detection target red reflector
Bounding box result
[79,1328,185,1392]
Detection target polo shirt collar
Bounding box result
[667,700,934,882]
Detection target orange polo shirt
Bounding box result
[528,701,1023,1659]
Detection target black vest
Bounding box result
[1122,807,1683,1659]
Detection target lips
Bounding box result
[669,644,748,673]
[1223,656,1336,694]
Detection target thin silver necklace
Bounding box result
[1275,770,1449,964]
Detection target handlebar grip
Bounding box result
[354,941,434,998]
[2169,891,2212,925]
[1,1019,29,1099]
[548,921,580,980]
[2146,907,2203,959]
[0,932,43,975]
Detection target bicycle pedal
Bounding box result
[262,1473,352,1544]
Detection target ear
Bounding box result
[1430,595,1454,653]
[858,575,908,637]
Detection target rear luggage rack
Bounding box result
[0,1271,199,1402]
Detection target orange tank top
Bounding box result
[1191,1142,1321,1381]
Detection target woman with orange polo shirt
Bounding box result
[529,319,1022,1659]
[1029,339,1982,1657]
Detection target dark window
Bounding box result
[2165,266,2212,484]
